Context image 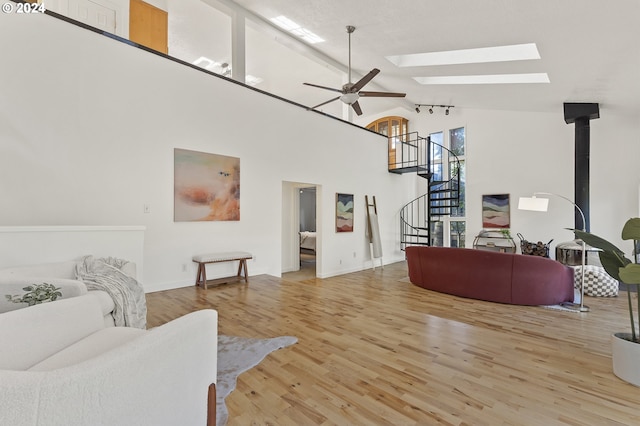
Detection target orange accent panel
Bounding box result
[129,0,168,54]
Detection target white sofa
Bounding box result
[0,292,217,426]
[0,258,138,326]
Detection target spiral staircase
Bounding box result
[388,132,461,250]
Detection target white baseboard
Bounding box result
[144,279,194,293]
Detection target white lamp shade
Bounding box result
[340,93,359,105]
[518,197,549,212]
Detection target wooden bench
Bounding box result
[192,252,253,289]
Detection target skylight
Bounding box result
[193,56,218,69]
[413,73,550,85]
[245,75,263,86]
[192,57,262,86]
[386,43,541,67]
[270,15,324,44]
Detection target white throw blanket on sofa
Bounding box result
[75,255,147,328]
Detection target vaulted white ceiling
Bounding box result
[229,0,640,118]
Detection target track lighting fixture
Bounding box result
[415,104,455,116]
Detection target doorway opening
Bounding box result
[281,181,320,278]
[298,186,317,275]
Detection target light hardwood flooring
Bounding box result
[146,261,640,426]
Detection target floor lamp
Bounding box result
[518,192,590,312]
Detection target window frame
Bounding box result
[428,127,466,248]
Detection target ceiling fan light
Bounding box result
[340,93,359,105]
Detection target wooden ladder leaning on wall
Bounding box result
[365,195,383,270]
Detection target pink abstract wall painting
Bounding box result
[174,148,240,221]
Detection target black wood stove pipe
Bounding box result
[574,117,591,232]
[564,103,600,233]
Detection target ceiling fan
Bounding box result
[304,25,406,116]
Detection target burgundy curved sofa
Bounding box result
[405,246,574,306]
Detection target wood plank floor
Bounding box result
[146,261,640,426]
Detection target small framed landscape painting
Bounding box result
[174,148,240,222]
[336,193,354,232]
[482,194,510,228]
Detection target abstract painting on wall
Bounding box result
[482,194,510,228]
[336,193,354,232]
[174,148,240,222]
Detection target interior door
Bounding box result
[129,0,168,54]
[67,0,117,34]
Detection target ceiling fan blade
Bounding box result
[303,82,343,94]
[310,96,341,110]
[359,91,407,98]
[349,68,380,92]
[351,101,363,116]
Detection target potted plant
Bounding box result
[573,217,640,386]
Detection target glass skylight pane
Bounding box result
[413,73,550,85]
[270,15,298,31]
[270,15,324,44]
[192,56,216,68]
[245,75,263,86]
[387,43,540,67]
[295,28,324,44]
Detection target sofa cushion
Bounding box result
[511,255,575,305]
[29,327,146,371]
[91,289,116,316]
[408,246,514,303]
[0,293,105,370]
[0,277,88,313]
[88,290,117,327]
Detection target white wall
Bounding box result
[167,0,231,68]
[0,226,146,279]
[0,13,414,291]
[357,106,640,258]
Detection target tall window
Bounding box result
[429,127,466,248]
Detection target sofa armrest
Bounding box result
[0,293,103,370]
[0,309,218,426]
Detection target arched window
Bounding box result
[366,116,409,169]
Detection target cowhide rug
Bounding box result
[216,335,298,426]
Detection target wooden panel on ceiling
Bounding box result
[129,0,168,55]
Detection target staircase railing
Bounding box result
[388,132,428,176]
[399,135,461,250]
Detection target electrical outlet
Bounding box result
[143,204,150,214]
[182,263,187,272]
[353,251,356,258]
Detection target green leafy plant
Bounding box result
[573,217,640,343]
[5,283,62,306]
